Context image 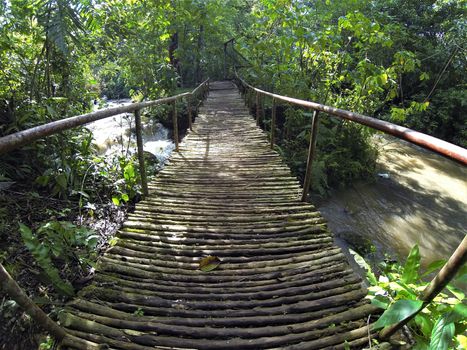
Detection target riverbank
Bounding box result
[316,135,466,268]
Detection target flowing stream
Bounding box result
[86,99,174,165]
[316,135,466,267]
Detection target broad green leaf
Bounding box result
[448,303,467,323]
[429,314,455,350]
[123,163,135,181]
[446,284,465,300]
[371,295,390,309]
[402,245,420,283]
[199,256,221,272]
[109,237,119,247]
[412,334,430,350]
[19,223,33,240]
[55,173,67,189]
[454,264,467,284]
[35,175,50,186]
[415,313,433,338]
[112,197,120,206]
[19,223,74,297]
[372,299,423,330]
[349,249,377,285]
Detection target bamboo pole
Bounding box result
[261,94,265,127]
[256,92,260,126]
[0,263,103,349]
[172,101,179,151]
[270,98,276,149]
[0,263,67,340]
[187,95,193,131]
[301,110,320,201]
[134,109,148,197]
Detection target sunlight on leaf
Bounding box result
[199,256,221,272]
[372,299,423,330]
[402,244,420,283]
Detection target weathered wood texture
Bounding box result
[61,81,378,349]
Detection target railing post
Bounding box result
[379,235,467,340]
[172,100,179,151]
[270,97,276,149]
[301,110,320,201]
[223,43,227,79]
[261,94,265,127]
[255,92,260,126]
[134,109,149,197]
[187,94,193,131]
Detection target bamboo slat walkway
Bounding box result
[61,81,379,349]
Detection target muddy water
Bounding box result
[86,99,175,164]
[317,135,466,267]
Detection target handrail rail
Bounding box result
[236,73,467,342]
[236,75,467,165]
[0,79,210,156]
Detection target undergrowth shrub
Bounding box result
[19,221,98,296]
[353,245,467,349]
[275,107,377,197]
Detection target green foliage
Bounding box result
[361,245,466,348]
[19,223,74,296]
[401,244,421,283]
[19,221,98,296]
[39,335,54,350]
[372,299,423,330]
[236,0,466,192]
[133,307,144,317]
[276,107,377,196]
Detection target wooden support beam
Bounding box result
[172,101,179,151]
[256,92,260,126]
[134,109,148,197]
[188,95,193,131]
[301,110,320,201]
[270,98,276,149]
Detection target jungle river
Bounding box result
[316,135,466,268]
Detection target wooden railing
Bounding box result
[0,79,210,196]
[236,74,467,341]
[235,75,467,201]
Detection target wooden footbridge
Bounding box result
[58,81,379,349]
[0,79,466,349]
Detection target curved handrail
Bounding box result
[236,75,467,165]
[0,79,210,155]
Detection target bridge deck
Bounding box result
[62,81,379,349]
